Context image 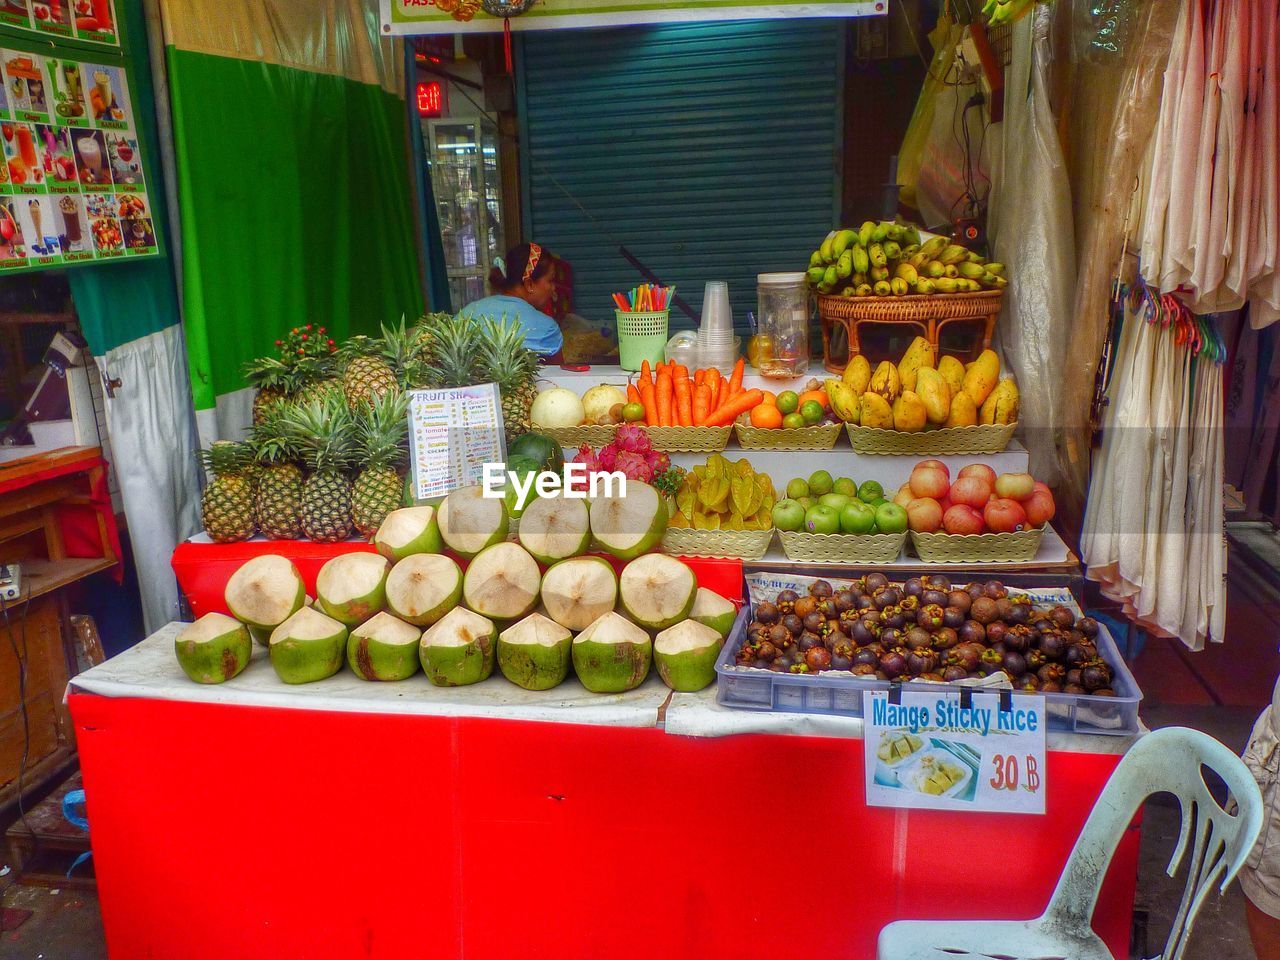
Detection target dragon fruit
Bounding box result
[613,425,651,455]
[613,450,653,483]
[644,450,670,474]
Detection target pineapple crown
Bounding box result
[198,441,254,479]
[355,391,410,471]
[422,313,483,389]
[476,316,540,390]
[249,406,304,465]
[242,356,300,392]
[279,396,359,475]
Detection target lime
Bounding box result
[857,480,885,503]
[782,412,806,429]
[776,391,800,415]
[833,477,857,496]
[799,400,824,424]
[621,402,645,423]
[786,478,810,500]
[809,470,834,496]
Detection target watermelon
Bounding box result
[508,432,565,473]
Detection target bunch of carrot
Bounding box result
[627,357,763,428]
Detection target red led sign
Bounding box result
[416,81,445,118]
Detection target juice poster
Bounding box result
[1,0,119,45]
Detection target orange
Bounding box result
[749,403,783,429]
[760,390,777,405]
[798,389,830,411]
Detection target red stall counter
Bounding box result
[69,626,1139,960]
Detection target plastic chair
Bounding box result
[877,726,1264,960]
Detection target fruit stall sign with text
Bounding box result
[409,384,507,501]
[864,689,1046,815]
[381,0,881,35]
[0,42,158,272]
[0,0,119,46]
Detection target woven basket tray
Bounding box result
[735,422,842,451]
[778,530,906,564]
[909,525,1045,564]
[661,526,773,560]
[645,425,732,453]
[818,289,1003,323]
[844,421,1017,455]
[541,424,618,447]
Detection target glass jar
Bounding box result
[755,272,810,378]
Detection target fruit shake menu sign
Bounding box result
[408,384,507,501]
[0,0,119,46]
[0,48,157,271]
[864,689,1046,815]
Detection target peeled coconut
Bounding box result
[462,542,541,621]
[268,607,348,684]
[540,556,618,631]
[497,612,572,690]
[436,485,510,558]
[225,555,306,636]
[530,387,586,430]
[374,506,442,562]
[619,554,697,630]
[315,552,389,627]
[588,480,668,560]
[572,611,652,693]
[174,613,251,684]
[654,619,724,692]
[347,612,421,681]
[582,384,627,425]
[517,496,591,565]
[420,606,497,686]
[386,553,463,626]
[690,587,737,639]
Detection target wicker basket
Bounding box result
[735,422,842,451]
[645,425,732,453]
[844,421,1017,455]
[778,530,906,564]
[541,424,619,447]
[909,525,1046,564]
[661,526,774,560]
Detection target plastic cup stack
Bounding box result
[697,281,737,370]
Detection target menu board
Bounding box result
[0,47,157,271]
[408,384,507,501]
[0,0,119,46]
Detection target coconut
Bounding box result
[462,542,541,621]
[225,555,306,632]
[420,606,497,686]
[588,480,667,559]
[347,612,421,681]
[315,552,389,627]
[689,587,737,639]
[268,607,348,684]
[497,612,572,690]
[618,554,697,630]
[385,553,463,626]
[174,613,252,684]
[530,387,585,430]
[436,485,509,558]
[374,506,442,562]
[540,556,618,631]
[572,611,652,693]
[517,496,591,565]
[582,384,627,425]
[654,619,724,692]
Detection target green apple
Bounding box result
[772,499,806,532]
[857,480,885,504]
[833,477,857,497]
[819,493,851,512]
[804,503,841,535]
[874,502,909,535]
[786,478,810,500]
[809,470,834,497]
[871,498,889,508]
[840,500,877,534]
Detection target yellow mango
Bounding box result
[937,355,965,396]
[842,354,871,394]
[980,379,1021,425]
[892,391,928,432]
[869,361,902,403]
[825,379,861,423]
[962,349,1001,406]
[898,336,935,391]
[915,367,952,424]
[945,391,979,428]
[859,392,894,429]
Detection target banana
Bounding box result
[855,283,873,297]
[825,379,861,423]
[819,232,837,263]
[871,221,891,243]
[909,252,929,270]
[851,271,867,286]
[817,281,835,294]
[885,224,904,243]
[823,265,839,287]
[859,392,894,429]
[902,244,920,258]
[832,229,858,258]
[890,277,909,296]
[962,279,983,292]
[851,245,870,275]
[883,240,902,261]
[837,250,854,279]
[985,262,1005,276]
[840,286,855,297]
[926,260,946,278]
[989,275,1008,288]
[809,251,823,268]
[944,264,959,278]
[869,243,887,268]
[917,278,936,295]
[894,263,919,285]
[958,261,986,280]
[870,266,890,283]
[858,221,876,247]
[980,272,1000,287]
[934,277,959,293]
[918,236,948,260]
[902,227,921,247]
[965,251,984,263]
[938,244,969,265]
[873,280,892,297]
[806,266,826,284]
[842,354,871,393]
[869,361,902,403]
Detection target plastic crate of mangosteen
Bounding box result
[713,571,1142,736]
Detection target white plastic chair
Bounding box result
[877,726,1264,960]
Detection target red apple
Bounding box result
[1024,489,1056,528]
[909,465,950,500]
[1033,481,1052,497]
[994,472,1036,502]
[985,497,1028,533]
[937,496,953,513]
[957,463,997,487]
[893,483,914,509]
[916,459,951,479]
[943,504,985,535]
[949,476,993,509]
[906,497,943,533]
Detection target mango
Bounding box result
[859,392,894,429]
[962,349,1001,406]
[892,391,927,432]
[937,355,965,396]
[869,361,902,403]
[980,379,1020,425]
[898,336,935,392]
[945,391,979,428]
[915,367,952,424]
[825,380,861,423]
[843,354,871,393]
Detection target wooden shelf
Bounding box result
[10,557,116,605]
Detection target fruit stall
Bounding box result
[66,222,1143,959]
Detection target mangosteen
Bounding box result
[1076,616,1100,638]
[775,653,795,670]
[805,647,832,671]
[863,641,887,657]
[917,604,945,630]
[906,649,939,675]
[882,610,907,630]
[830,654,853,671]
[958,620,986,645]
[797,631,822,652]
[776,589,799,612]
[879,649,908,678]
[942,606,966,629]
[881,587,904,607]
[1002,625,1032,653]
[809,579,832,599]
[1038,631,1067,660]
[983,580,1007,599]
[831,640,854,660]
[803,612,825,633]
[1049,605,1075,629]
[942,665,969,682]
[899,595,920,611]
[1041,681,1063,693]
[819,598,839,618]
[970,597,999,625]
[946,642,984,673]
[1093,688,1117,697]
[933,627,959,651]
[922,588,948,608]
[794,595,817,619]
[756,641,779,662]
[1080,660,1113,691]
[852,663,877,676]
[1015,675,1041,692]
[852,648,880,668]
[1064,642,1096,666]
[1002,650,1028,677]
[966,582,985,599]
[904,627,933,651]
[986,621,1008,645]
[834,590,856,613]
[880,627,903,648]
[1065,668,1082,686]
[782,614,804,637]
[768,624,790,646]
[995,599,1014,622]
[755,601,779,624]
[925,574,951,592]
[873,590,896,611]
[850,620,874,645]
[1037,663,1065,685]
[1007,603,1031,625]
[947,590,973,614]
[865,572,889,593]
[1025,649,1047,671]
[1063,682,1087,695]
[903,577,924,598]
[978,647,1005,674]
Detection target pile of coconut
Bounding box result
[175,481,737,694]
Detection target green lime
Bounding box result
[799,400,824,424]
[808,470,834,496]
[782,412,806,429]
[776,391,800,415]
[786,478,810,500]
[622,402,645,423]
[833,477,857,496]
[857,480,885,503]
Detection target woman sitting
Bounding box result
[460,242,563,358]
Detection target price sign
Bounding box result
[864,689,1046,815]
[407,384,506,501]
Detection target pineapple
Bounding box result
[249,408,304,540]
[340,335,398,409]
[352,391,409,537]
[243,357,298,425]
[422,313,481,388]
[198,442,257,542]
[478,317,541,440]
[281,398,358,543]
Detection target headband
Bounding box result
[523,242,542,283]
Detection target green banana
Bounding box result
[890,277,909,296]
[918,236,948,260]
[926,260,946,278]
[902,227,921,247]
[870,266,890,283]
[840,285,855,297]
[819,232,837,263]
[806,266,826,284]
[855,283,873,297]
[934,277,959,293]
[858,221,876,247]
[917,278,936,295]
[873,280,892,296]
[871,222,891,243]
[869,243,887,268]
[894,263,919,284]
[883,241,902,261]
[836,250,853,279]
[832,229,858,257]
[985,262,1005,276]
[851,271,867,286]
[958,261,986,280]
[851,245,870,274]
[809,250,823,268]
[938,244,969,265]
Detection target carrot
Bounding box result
[704,389,764,427]
[715,377,729,410]
[693,383,712,425]
[671,363,689,382]
[656,361,667,377]
[694,368,706,386]
[655,371,674,427]
[727,357,745,396]
[675,376,693,427]
[640,359,653,386]
[627,384,642,405]
[638,377,657,426]
[705,367,721,398]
